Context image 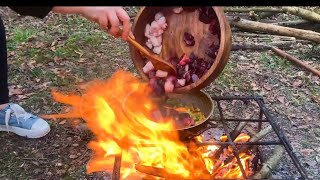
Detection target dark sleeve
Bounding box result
[8,6,53,19]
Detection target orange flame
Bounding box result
[44,70,254,179]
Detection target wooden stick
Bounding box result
[135,164,211,180]
[232,42,294,51]
[230,17,320,43]
[249,126,273,143]
[233,32,297,40]
[253,145,285,179]
[225,6,320,23]
[112,154,122,180]
[282,6,320,23]
[224,7,283,13]
[271,47,320,77]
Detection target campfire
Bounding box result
[44,70,308,180]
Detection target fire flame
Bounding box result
[44,70,253,179]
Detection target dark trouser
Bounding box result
[0,16,8,104]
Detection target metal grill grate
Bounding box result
[111,96,309,180]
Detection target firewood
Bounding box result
[224,7,283,13]
[211,121,248,159]
[230,17,320,43]
[271,47,320,77]
[225,7,320,23]
[222,126,273,165]
[232,42,295,51]
[253,145,285,179]
[112,153,122,180]
[233,32,297,40]
[248,126,273,143]
[135,164,211,180]
[282,6,320,23]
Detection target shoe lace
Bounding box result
[5,104,32,132]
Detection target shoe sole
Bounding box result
[0,125,50,138]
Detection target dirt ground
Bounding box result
[0,7,319,180]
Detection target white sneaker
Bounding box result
[0,103,50,138]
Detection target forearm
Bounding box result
[52,6,87,16]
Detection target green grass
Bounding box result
[7,27,38,50]
[260,52,293,71]
[214,62,245,91]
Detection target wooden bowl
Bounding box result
[129,7,232,93]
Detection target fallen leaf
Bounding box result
[55,162,63,167]
[277,96,285,104]
[35,42,46,48]
[293,79,303,87]
[69,155,78,159]
[300,149,314,156]
[78,58,87,63]
[59,120,66,125]
[31,161,39,166]
[316,156,320,164]
[305,160,317,167]
[8,86,23,97]
[263,84,272,91]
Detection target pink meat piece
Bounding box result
[150,36,160,47]
[142,61,155,74]
[179,54,191,66]
[150,21,161,34]
[145,24,151,38]
[155,12,164,21]
[155,70,168,78]
[157,17,166,26]
[164,80,174,93]
[177,79,186,86]
[145,39,153,49]
[173,7,183,14]
[156,36,162,45]
[153,45,162,54]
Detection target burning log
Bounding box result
[230,17,320,43]
[211,121,248,159]
[135,164,211,180]
[248,126,273,143]
[112,153,122,180]
[253,145,285,179]
[222,126,273,165]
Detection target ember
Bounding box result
[44,70,255,179]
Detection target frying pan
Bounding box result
[123,90,216,141]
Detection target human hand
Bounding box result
[52,6,132,40]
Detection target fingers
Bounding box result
[98,16,109,30]
[107,11,120,37]
[116,8,131,41]
[129,31,135,39]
